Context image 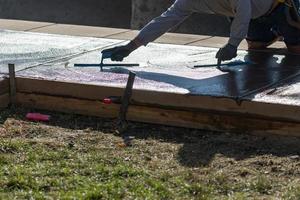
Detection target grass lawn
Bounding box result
[1,107,300,199]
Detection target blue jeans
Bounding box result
[247,0,300,46]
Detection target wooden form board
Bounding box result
[0,78,9,108]
[11,77,300,136]
[16,77,300,123]
[0,78,9,95]
[0,93,9,108]
[16,92,300,137]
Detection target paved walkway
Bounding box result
[0,19,286,50]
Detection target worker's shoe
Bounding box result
[287,45,300,55]
[102,41,138,62]
[216,43,238,61]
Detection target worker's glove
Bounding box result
[216,43,238,61]
[102,43,136,62]
[102,39,141,61]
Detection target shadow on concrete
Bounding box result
[114,52,300,99]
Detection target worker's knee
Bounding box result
[287,45,300,55]
[247,40,269,50]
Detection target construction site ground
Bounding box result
[1,107,300,199]
[0,19,300,199]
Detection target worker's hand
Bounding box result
[102,40,140,62]
[216,44,238,61]
[101,45,132,62]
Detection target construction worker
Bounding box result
[103,0,300,63]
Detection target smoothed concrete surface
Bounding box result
[0,30,121,74]
[5,30,298,101]
[251,75,300,106]
[18,44,300,101]
[0,29,298,110]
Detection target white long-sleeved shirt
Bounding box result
[136,0,274,47]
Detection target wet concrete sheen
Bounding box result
[0,30,299,107]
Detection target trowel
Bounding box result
[74,51,139,71]
[194,60,255,71]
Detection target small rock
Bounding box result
[290,155,300,160]
[124,157,130,161]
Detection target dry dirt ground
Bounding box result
[1,107,300,199]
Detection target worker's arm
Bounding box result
[216,0,252,61]
[133,0,193,46]
[229,0,252,47]
[102,0,193,61]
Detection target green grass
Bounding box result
[1,108,300,199]
[0,139,203,199]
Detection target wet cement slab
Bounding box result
[237,52,300,102]
[250,75,300,106]
[0,29,297,106]
[0,29,123,74]
[18,42,300,101]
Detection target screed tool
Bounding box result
[74,51,139,71]
[194,60,254,69]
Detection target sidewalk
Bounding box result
[0,19,286,50]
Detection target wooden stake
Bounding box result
[119,71,136,122]
[117,71,136,135]
[8,64,16,105]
